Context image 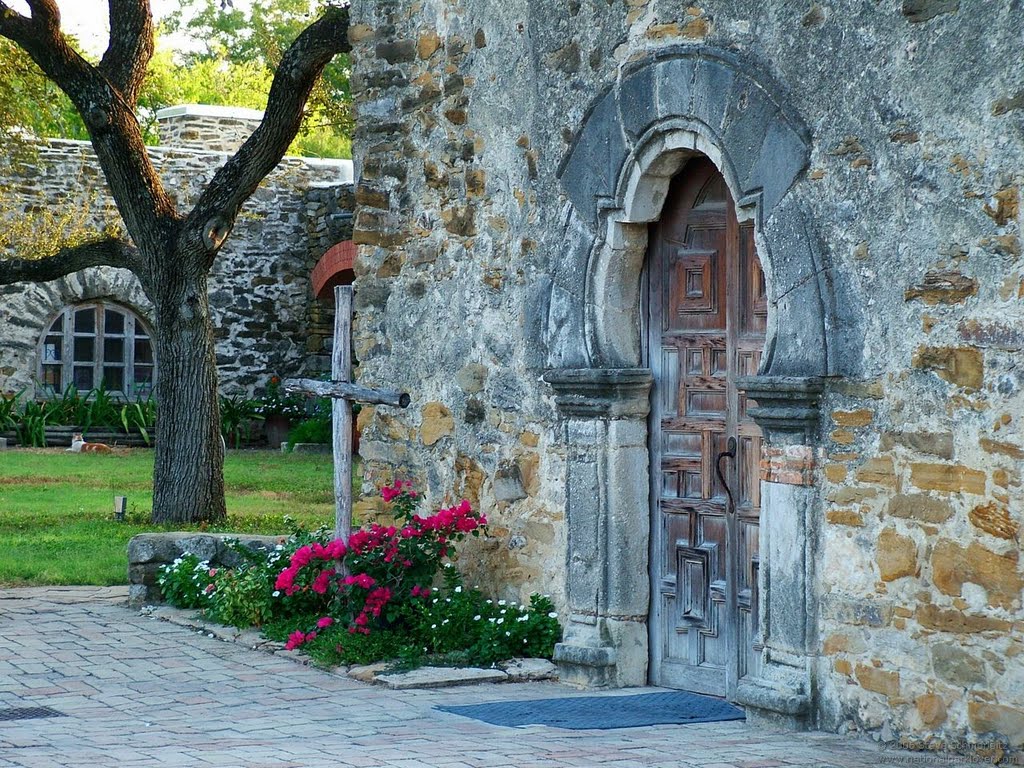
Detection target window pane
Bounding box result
[42,336,62,362]
[49,315,63,333]
[104,337,124,362]
[104,309,125,335]
[103,366,125,393]
[135,338,154,365]
[133,366,154,387]
[73,366,93,390]
[74,308,95,334]
[41,365,62,389]
[73,337,94,362]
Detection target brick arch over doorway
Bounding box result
[543,48,861,728]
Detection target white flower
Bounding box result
[488,618,496,623]
[432,598,438,604]
[486,600,493,605]
[498,600,507,606]
[523,638,528,644]
[445,598,451,603]
[272,591,280,598]
[500,609,506,614]
[473,615,481,621]
[497,617,504,625]
[442,619,449,625]
[505,631,511,637]
[454,586,462,593]
[548,612,558,619]
[517,615,529,622]
[431,624,437,629]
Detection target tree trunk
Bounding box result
[150,269,226,524]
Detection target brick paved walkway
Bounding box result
[0,587,931,767]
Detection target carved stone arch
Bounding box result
[544,47,858,726]
[549,46,852,380]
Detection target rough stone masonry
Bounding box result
[345,0,1024,751]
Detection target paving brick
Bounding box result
[0,586,945,767]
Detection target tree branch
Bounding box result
[99,0,154,104]
[0,238,139,284]
[182,5,351,267]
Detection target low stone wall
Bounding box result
[127,532,283,608]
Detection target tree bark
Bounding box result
[150,265,226,523]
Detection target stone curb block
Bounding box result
[140,604,558,687]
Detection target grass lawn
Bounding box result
[0,449,341,587]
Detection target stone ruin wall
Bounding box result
[0,126,353,399]
[348,0,1023,747]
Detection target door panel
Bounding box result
[648,158,766,698]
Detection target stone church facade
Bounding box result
[0,105,354,401]
[347,0,1023,749]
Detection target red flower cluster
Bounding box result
[380,479,416,503]
[274,485,487,639]
[275,541,347,595]
[285,629,317,650]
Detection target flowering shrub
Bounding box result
[158,554,216,609]
[275,481,487,647]
[254,376,307,420]
[157,484,562,670]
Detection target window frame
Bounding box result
[37,302,157,399]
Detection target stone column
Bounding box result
[543,368,653,688]
[734,375,824,728]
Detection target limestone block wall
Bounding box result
[0,137,353,399]
[347,0,1023,747]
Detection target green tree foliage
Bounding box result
[162,0,352,158]
[0,2,351,159]
[0,38,87,151]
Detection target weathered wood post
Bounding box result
[283,285,410,544]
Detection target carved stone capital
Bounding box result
[737,375,824,445]
[543,368,652,420]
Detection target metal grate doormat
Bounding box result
[0,706,66,722]
[437,690,745,730]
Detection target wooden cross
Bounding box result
[283,285,410,543]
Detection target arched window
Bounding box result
[39,303,156,397]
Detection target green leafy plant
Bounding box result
[220,393,263,448]
[16,399,50,447]
[206,566,276,628]
[286,415,331,448]
[120,394,156,445]
[0,390,23,431]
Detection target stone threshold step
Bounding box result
[141,604,557,688]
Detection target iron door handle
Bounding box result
[715,436,737,512]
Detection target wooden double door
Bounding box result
[646,158,767,698]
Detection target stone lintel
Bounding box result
[737,375,823,445]
[544,368,653,420]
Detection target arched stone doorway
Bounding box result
[543,47,862,726]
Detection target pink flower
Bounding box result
[312,569,333,595]
[325,539,347,559]
[316,617,334,629]
[208,568,218,577]
[204,583,216,594]
[285,630,306,650]
[291,545,313,569]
